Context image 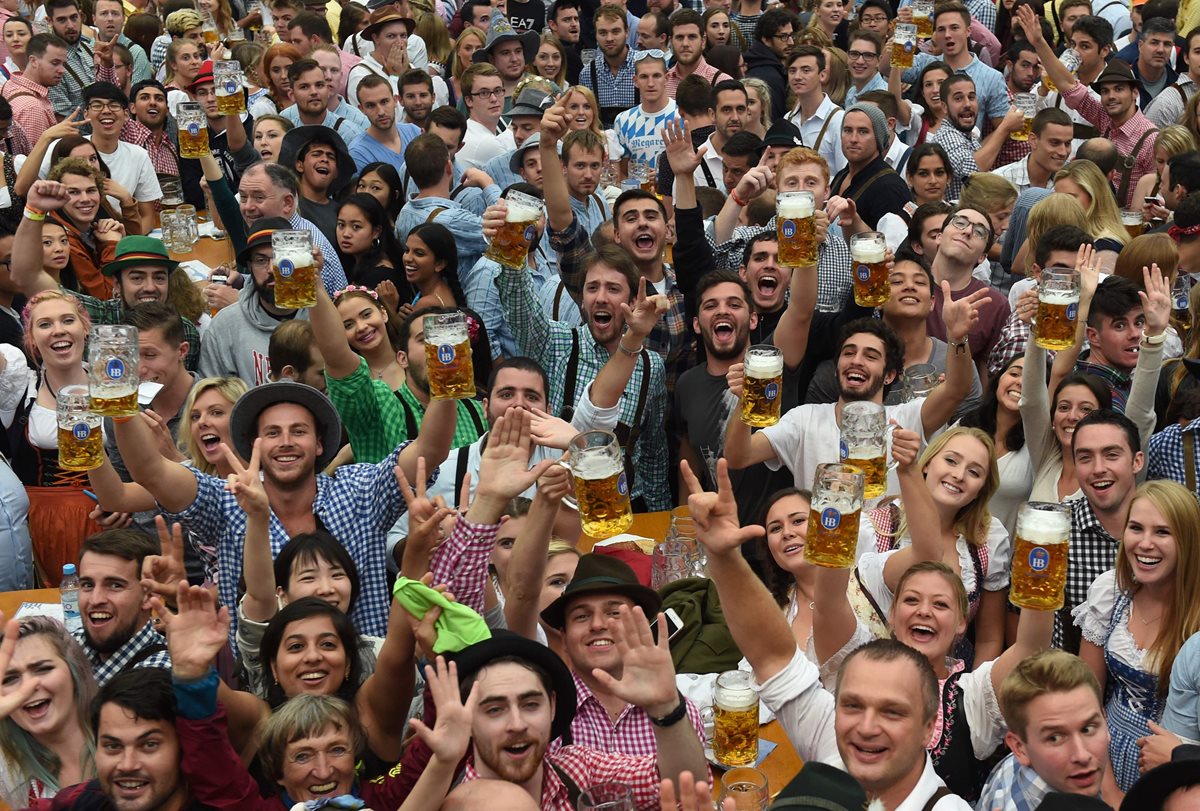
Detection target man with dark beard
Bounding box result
[674,270,796,522]
[198,218,305,387]
[929,73,1025,201]
[75,529,171,685]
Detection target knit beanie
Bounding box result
[846,102,889,156]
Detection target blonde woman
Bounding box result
[567,85,622,161]
[1114,233,1179,287]
[821,46,850,106]
[1054,159,1130,272]
[742,76,772,136]
[197,0,236,38]
[805,0,846,47]
[416,12,452,76]
[1135,125,1198,222]
[449,27,486,105]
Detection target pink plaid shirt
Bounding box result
[427,516,498,615]
[461,746,663,811]
[121,118,180,177]
[555,673,709,759]
[1061,80,1156,206]
[665,58,733,97]
[2,75,54,144]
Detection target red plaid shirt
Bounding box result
[2,75,55,144]
[461,745,663,810]
[427,516,497,615]
[1062,80,1156,206]
[665,58,733,98]
[5,120,32,156]
[121,118,179,177]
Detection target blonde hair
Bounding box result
[1054,160,1129,247]
[178,377,249,474]
[568,85,606,143]
[1024,192,1088,275]
[892,560,969,624]
[895,426,999,547]
[960,173,1018,214]
[999,649,1102,739]
[821,47,849,107]
[415,11,451,67]
[742,77,773,128]
[451,27,486,83]
[547,540,579,560]
[526,32,567,87]
[1115,480,1200,698]
[1113,233,1178,287]
[1154,124,1197,161]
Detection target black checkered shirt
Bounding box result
[1055,497,1122,650]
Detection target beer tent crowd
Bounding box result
[2,0,1200,806]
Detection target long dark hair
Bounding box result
[406,222,465,305]
[910,60,951,127]
[338,193,405,279]
[355,161,404,221]
[753,487,813,608]
[259,598,363,709]
[959,356,1026,453]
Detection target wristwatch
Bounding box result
[649,690,688,728]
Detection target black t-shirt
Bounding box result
[674,362,795,528]
[299,197,338,239]
[830,155,913,231]
[507,0,545,33]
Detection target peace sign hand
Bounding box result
[141,515,188,604]
[395,456,439,526]
[222,439,268,519]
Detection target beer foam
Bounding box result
[716,687,758,710]
[851,245,886,263]
[276,249,314,267]
[506,201,541,222]
[777,195,814,218]
[1017,509,1070,544]
[1039,290,1080,305]
[744,352,784,378]
[572,453,622,480]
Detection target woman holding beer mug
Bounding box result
[1072,479,1200,790]
[0,290,105,583]
[848,425,1010,666]
[0,614,99,806]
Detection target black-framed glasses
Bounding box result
[471,87,505,99]
[847,50,879,61]
[87,100,124,113]
[947,214,991,242]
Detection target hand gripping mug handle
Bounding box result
[556,459,580,513]
[885,422,900,474]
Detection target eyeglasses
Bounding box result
[860,13,888,23]
[87,101,124,113]
[249,254,272,269]
[771,30,794,40]
[847,50,879,61]
[946,214,991,242]
[633,48,666,62]
[287,744,352,767]
[471,87,505,99]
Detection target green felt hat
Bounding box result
[101,235,179,277]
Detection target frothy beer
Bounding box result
[1173,290,1193,335]
[842,449,886,499]
[851,235,888,307]
[90,358,138,417]
[571,454,633,538]
[807,501,861,568]
[741,347,784,427]
[713,672,759,767]
[777,192,816,267]
[273,247,317,309]
[58,421,102,471]
[179,120,209,159]
[485,195,540,270]
[1035,289,1079,351]
[1010,503,1070,611]
[216,82,245,115]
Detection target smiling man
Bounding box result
[79,82,162,233]
[1075,276,1156,413]
[993,107,1074,193]
[121,79,180,179]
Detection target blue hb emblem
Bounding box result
[839,440,848,459]
[1066,302,1078,321]
[856,264,870,281]
[437,344,455,364]
[781,220,797,239]
[279,259,294,278]
[617,471,628,496]
[1177,295,1189,309]
[765,382,778,401]
[187,122,200,136]
[820,507,841,530]
[904,41,914,53]
[524,225,536,242]
[224,80,238,94]
[72,422,91,440]
[1028,546,1050,572]
[105,358,125,380]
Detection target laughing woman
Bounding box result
[1073,480,1200,791]
[0,616,97,807]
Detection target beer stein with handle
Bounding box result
[1010,502,1070,610]
[721,767,770,811]
[564,430,633,539]
[271,230,317,309]
[807,463,864,568]
[1035,267,1080,351]
[87,325,139,417]
[740,344,784,427]
[484,190,542,270]
[214,60,246,115]
[776,191,816,267]
[578,783,635,811]
[56,385,102,471]
[838,402,895,500]
[177,102,208,159]
[713,670,759,767]
[902,363,940,401]
[849,231,888,307]
[423,311,476,399]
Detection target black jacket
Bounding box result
[744,41,787,124]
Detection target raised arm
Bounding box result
[502,462,571,640]
[309,283,363,379]
[1048,245,1100,396]
[112,410,200,513]
[921,280,987,438]
[222,440,276,623]
[1015,5,1078,96]
[714,164,774,246]
[773,252,820,371]
[539,90,575,233]
[974,107,1026,172]
[588,278,668,407]
[13,110,85,198]
[86,453,157,513]
[357,591,419,762]
[879,428,945,591]
[10,181,75,296]
[988,599,1055,693]
[721,365,780,469]
[399,658,480,811]
[396,397,456,488]
[811,562,859,666]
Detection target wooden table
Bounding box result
[0,587,58,620]
[169,234,236,270]
[582,511,805,799]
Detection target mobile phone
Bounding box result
[651,607,685,643]
[1146,196,1164,206]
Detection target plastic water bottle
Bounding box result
[61,564,82,634]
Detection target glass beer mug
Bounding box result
[911,0,933,37]
[902,363,940,401]
[485,190,542,270]
[566,430,633,539]
[423,311,476,400]
[713,670,759,767]
[214,60,246,115]
[88,325,139,417]
[838,402,893,500]
[776,190,816,267]
[891,23,917,68]
[177,102,208,159]
[1045,48,1080,92]
[56,385,102,471]
[271,230,317,309]
[1171,275,1193,335]
[740,344,784,427]
[1012,93,1036,142]
[578,783,635,811]
[850,231,888,307]
[1120,209,1145,239]
[1010,502,1070,610]
[1035,267,1080,351]
[807,463,864,568]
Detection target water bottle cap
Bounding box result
[62,563,76,575]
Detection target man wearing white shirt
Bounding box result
[458,63,508,170]
[345,6,414,105]
[784,45,846,176]
[341,0,428,67]
[993,107,1073,193]
[82,81,160,232]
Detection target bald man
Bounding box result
[440,779,541,810]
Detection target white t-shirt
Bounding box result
[613,99,679,169]
[759,398,928,496]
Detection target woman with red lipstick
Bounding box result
[1073,479,1200,791]
[0,615,97,807]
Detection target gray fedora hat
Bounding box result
[230,381,343,470]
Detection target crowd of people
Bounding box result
[0,0,1197,807]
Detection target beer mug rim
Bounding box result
[776,190,813,203]
[423,310,467,332]
[849,230,886,245]
[504,189,544,214]
[272,229,311,245]
[839,400,886,422]
[1039,267,1079,285]
[814,462,866,490]
[1019,501,1072,518]
[56,383,92,411]
[91,324,136,341]
[745,343,783,358]
[568,429,620,455]
[895,21,917,31]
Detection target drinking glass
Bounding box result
[87,325,139,417]
[776,191,816,266]
[1010,502,1070,610]
[1011,93,1036,141]
[56,385,102,471]
[424,311,476,399]
[1035,267,1080,351]
[214,60,246,115]
[740,344,784,427]
[713,670,759,767]
[720,767,769,811]
[271,230,316,309]
[891,23,917,67]
[838,402,893,499]
[850,231,888,306]
[578,783,635,811]
[484,189,542,270]
[177,102,208,158]
[566,430,633,539]
[807,464,864,568]
[902,363,940,400]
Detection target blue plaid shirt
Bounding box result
[73,621,171,686]
[975,753,1051,811]
[580,49,638,113]
[1148,416,1200,488]
[165,442,431,651]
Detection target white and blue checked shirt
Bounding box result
[1147,415,1200,489]
[614,100,680,170]
[975,754,1052,811]
[165,442,433,652]
[580,50,639,113]
[73,621,171,686]
[48,34,95,119]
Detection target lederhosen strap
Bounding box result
[463,400,484,434]
[832,165,895,204]
[548,761,583,808]
[61,40,91,92]
[560,331,583,422]
[920,787,953,811]
[895,145,914,175]
[123,642,167,670]
[591,59,639,128]
[452,444,472,507]
[426,206,448,223]
[394,391,419,439]
[1114,126,1157,205]
[1185,430,1197,493]
[332,116,345,133]
[697,158,717,187]
[552,280,568,320]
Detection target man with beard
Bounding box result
[43,0,94,118]
[725,293,986,495]
[547,0,583,84]
[582,5,639,128]
[477,10,537,104]
[451,624,707,809]
[930,74,1025,201]
[398,68,435,128]
[3,33,67,145]
[120,79,179,179]
[351,74,422,174]
[994,39,1043,171]
[827,103,913,230]
[993,108,1074,193]
[1018,5,1157,206]
[280,59,366,144]
[665,10,731,96]
[540,90,690,396]
[75,529,171,685]
[114,372,455,648]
